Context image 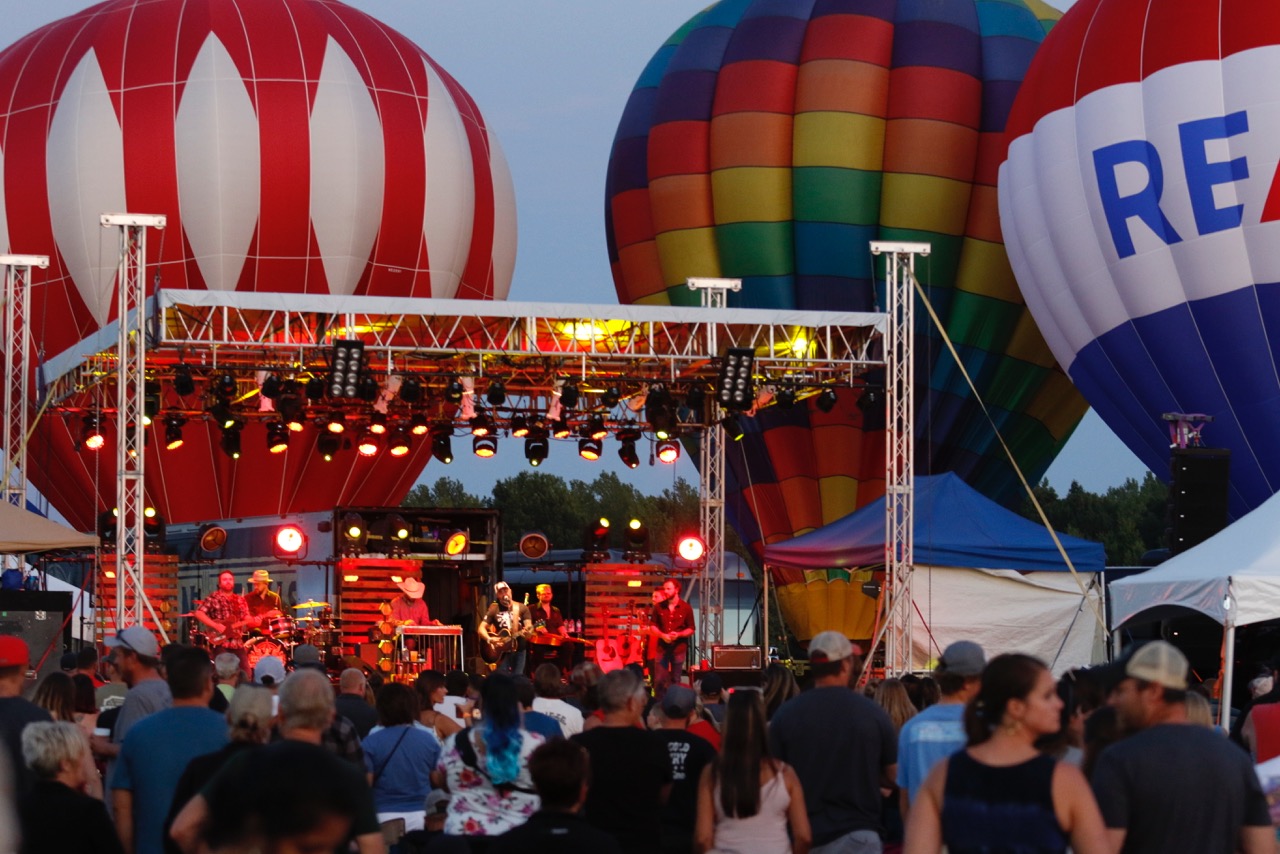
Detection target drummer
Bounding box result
[528,583,571,674]
[244,569,283,630]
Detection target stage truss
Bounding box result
[16,240,925,656]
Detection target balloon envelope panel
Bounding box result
[608,0,1085,552]
[1000,0,1280,518]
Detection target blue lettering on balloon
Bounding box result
[1180,110,1249,236]
[1093,140,1183,259]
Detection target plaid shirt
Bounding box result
[199,590,250,648]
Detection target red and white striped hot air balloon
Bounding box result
[0,0,517,529]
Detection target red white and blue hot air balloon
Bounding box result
[1000,0,1280,518]
[0,0,516,529]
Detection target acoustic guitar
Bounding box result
[594,605,643,673]
[480,598,533,664]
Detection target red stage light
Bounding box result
[274,525,306,557]
[676,534,705,562]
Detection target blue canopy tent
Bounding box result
[763,474,1107,672]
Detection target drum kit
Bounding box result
[186,599,340,669]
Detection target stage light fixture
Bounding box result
[163,415,185,450]
[198,523,227,555]
[818,387,839,413]
[602,386,621,407]
[524,434,549,466]
[142,381,161,426]
[409,413,430,436]
[646,384,676,439]
[219,424,243,459]
[722,414,745,442]
[260,373,282,400]
[81,413,105,451]
[283,412,305,433]
[616,421,643,443]
[518,532,550,560]
[775,386,797,408]
[656,439,680,464]
[716,347,756,411]
[356,429,381,457]
[97,509,118,542]
[676,533,706,563]
[578,438,602,461]
[618,440,640,469]
[356,375,380,403]
[684,383,706,414]
[317,432,341,461]
[445,376,465,403]
[341,512,367,555]
[551,419,572,440]
[305,377,326,401]
[431,425,454,464]
[586,414,608,440]
[510,414,530,438]
[388,428,411,457]
[215,372,237,399]
[582,517,611,562]
[326,410,347,434]
[369,412,388,435]
[623,518,650,563]
[443,529,470,556]
[470,408,492,437]
[399,376,423,404]
[328,340,366,399]
[560,380,580,409]
[266,421,290,454]
[208,401,236,430]
[143,508,167,552]
[486,379,506,407]
[384,514,410,542]
[473,435,498,458]
[273,525,307,560]
[173,364,195,397]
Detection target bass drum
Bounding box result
[245,637,286,670]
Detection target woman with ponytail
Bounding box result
[432,673,544,849]
[693,688,810,854]
[903,654,1107,854]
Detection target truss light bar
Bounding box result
[328,339,366,399]
[717,348,756,411]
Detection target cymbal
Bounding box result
[294,617,319,623]
[293,600,329,609]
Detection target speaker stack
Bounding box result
[1168,448,1231,555]
[0,591,72,691]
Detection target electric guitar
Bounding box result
[204,616,255,646]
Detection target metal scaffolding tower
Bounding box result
[1,254,47,571]
[872,241,929,673]
[102,213,166,633]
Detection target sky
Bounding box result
[0,0,1151,503]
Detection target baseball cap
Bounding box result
[292,643,321,664]
[1095,641,1189,692]
[662,685,698,718]
[494,580,511,594]
[60,652,79,671]
[105,625,160,658]
[0,635,30,667]
[254,655,287,686]
[936,641,986,677]
[698,673,723,696]
[808,630,853,664]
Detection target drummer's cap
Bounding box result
[105,625,160,658]
[251,569,272,583]
[494,581,511,594]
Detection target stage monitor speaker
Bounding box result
[1168,448,1230,555]
[699,668,764,690]
[711,645,762,670]
[0,591,72,693]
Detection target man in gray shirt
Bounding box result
[90,626,172,767]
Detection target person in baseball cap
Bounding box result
[807,630,854,665]
[0,635,30,669]
[104,625,160,659]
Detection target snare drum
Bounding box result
[266,614,295,639]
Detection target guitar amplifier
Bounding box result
[711,645,762,670]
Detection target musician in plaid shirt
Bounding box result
[194,571,251,671]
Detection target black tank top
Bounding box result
[940,750,1067,854]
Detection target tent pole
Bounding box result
[763,564,770,664]
[1221,618,1236,731]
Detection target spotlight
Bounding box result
[524,435,549,466]
[260,373,282,400]
[684,383,705,414]
[81,413,105,451]
[410,413,430,436]
[369,412,388,435]
[209,401,237,430]
[388,428,411,457]
[582,517,610,562]
[602,386,621,407]
[317,432,341,461]
[817,387,839,413]
[473,435,497,458]
[387,514,411,541]
[198,523,228,555]
[560,380,580,409]
[578,438,602,461]
[722,414,745,442]
[518,532,550,560]
[510,414,530,438]
[443,529,469,556]
[445,376,465,403]
[341,511,367,555]
[486,379,506,407]
[357,429,381,457]
[470,409,492,437]
[551,419,572,440]
[283,412,305,433]
[142,381,161,426]
[623,518,650,563]
[716,347,756,411]
[173,364,195,397]
[215,372,237,399]
[676,533,706,563]
[356,375,380,403]
[775,386,797,408]
[273,525,308,560]
[326,410,346,434]
[431,425,454,464]
[618,440,640,469]
[328,339,366,399]
[97,509,118,542]
[163,415,185,450]
[646,384,676,439]
[143,509,167,553]
[656,439,680,464]
[586,414,608,440]
[399,376,423,404]
[278,382,305,431]
[219,424,243,459]
[305,377,326,400]
[266,421,290,454]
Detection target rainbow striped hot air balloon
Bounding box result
[605,0,1086,640]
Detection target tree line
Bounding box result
[1018,472,1169,566]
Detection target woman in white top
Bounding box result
[694,688,811,854]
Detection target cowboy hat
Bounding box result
[251,569,273,584]
[396,577,426,599]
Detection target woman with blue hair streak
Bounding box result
[430,673,544,851]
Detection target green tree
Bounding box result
[1018,473,1167,565]
[402,477,486,509]
[490,471,590,551]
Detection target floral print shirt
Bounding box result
[437,727,543,836]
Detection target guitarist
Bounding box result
[479,580,533,675]
[650,578,695,699]
[528,583,571,675]
[193,570,252,671]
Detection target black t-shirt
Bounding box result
[768,685,897,845]
[652,729,716,842]
[488,810,624,854]
[572,725,673,853]
[334,693,379,739]
[0,696,52,794]
[1091,723,1271,854]
[20,779,125,854]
